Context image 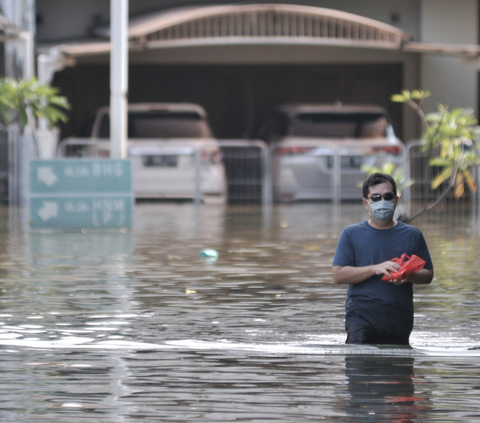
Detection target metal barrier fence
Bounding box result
[219,140,271,204]
[57,138,271,205]
[9,134,479,221]
[405,140,479,222]
[270,140,406,204]
[52,136,480,224]
[57,137,407,206]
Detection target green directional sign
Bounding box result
[28,159,133,230]
[30,159,132,193]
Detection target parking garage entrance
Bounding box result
[53,62,403,202]
[46,4,412,202]
[55,62,403,142]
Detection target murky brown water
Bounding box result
[0,203,479,422]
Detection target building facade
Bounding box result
[34,0,479,144]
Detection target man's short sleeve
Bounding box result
[333,228,355,267]
[416,231,433,270]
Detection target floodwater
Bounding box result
[0,203,479,422]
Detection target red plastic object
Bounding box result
[381,254,426,281]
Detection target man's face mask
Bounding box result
[369,200,395,222]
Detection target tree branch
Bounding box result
[406,162,459,222]
[406,99,429,131]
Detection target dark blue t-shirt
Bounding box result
[333,220,433,334]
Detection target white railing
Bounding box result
[57,137,271,205]
[405,139,480,221]
[218,140,271,205]
[135,4,410,49]
[57,137,407,205]
[269,140,406,204]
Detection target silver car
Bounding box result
[256,104,404,202]
[60,103,227,203]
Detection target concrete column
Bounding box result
[110,0,129,159]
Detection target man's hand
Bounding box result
[375,261,409,285]
[372,261,402,279]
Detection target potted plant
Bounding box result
[0,77,70,205]
[0,77,70,133]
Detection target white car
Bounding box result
[60,103,227,203]
[255,104,404,202]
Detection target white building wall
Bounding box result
[420,0,478,114]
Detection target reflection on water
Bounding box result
[345,355,423,423]
[0,203,479,422]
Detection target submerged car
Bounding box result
[60,103,227,202]
[255,104,404,202]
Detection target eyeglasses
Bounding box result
[367,192,396,202]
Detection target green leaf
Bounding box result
[431,166,453,190]
[454,171,464,198]
[49,96,70,109]
[410,90,429,100]
[18,108,28,127]
[390,94,407,103]
[463,169,477,192]
[382,162,395,174]
[429,157,452,166]
[0,76,70,131]
[425,112,444,122]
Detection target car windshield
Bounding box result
[99,111,212,138]
[290,112,388,138]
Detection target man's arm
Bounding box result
[407,268,434,285]
[332,261,402,285]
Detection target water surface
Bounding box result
[0,204,479,422]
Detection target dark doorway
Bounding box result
[54,63,403,203]
[54,63,403,140]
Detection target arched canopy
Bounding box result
[53,4,413,57]
[37,2,480,84]
[124,4,412,49]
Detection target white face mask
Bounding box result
[370,200,395,222]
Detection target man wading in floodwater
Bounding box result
[332,173,434,345]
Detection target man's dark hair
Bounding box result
[362,173,397,198]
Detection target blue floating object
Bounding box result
[199,249,218,259]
